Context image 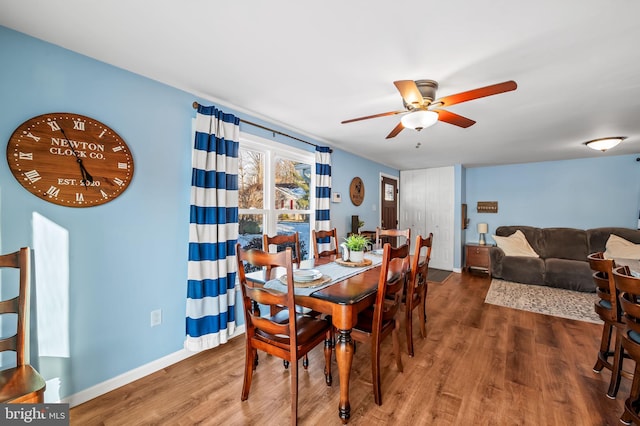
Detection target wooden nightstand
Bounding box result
[464,243,493,277]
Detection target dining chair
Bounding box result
[312,228,338,259]
[352,242,409,405]
[263,231,316,369]
[375,227,411,248]
[0,247,47,403]
[236,244,333,424]
[263,232,302,271]
[613,266,640,425]
[406,233,433,357]
[588,252,631,398]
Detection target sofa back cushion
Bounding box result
[587,227,640,254]
[541,227,588,261]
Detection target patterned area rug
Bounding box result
[484,279,602,324]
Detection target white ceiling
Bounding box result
[2,0,640,170]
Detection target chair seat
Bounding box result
[256,316,330,350]
[0,365,46,403]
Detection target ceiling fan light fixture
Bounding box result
[400,110,439,131]
[584,136,627,152]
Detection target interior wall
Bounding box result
[0,26,397,401]
[464,155,640,244]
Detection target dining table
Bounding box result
[248,252,383,424]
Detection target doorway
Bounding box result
[380,175,398,239]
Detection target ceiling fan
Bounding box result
[341,79,517,139]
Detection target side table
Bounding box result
[464,243,493,277]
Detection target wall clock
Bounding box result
[349,177,365,206]
[6,112,134,207]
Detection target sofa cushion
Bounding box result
[544,258,595,292]
[498,256,545,286]
[492,230,539,257]
[541,228,588,261]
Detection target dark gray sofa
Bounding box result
[489,226,640,292]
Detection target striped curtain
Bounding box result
[315,146,332,252]
[185,105,239,352]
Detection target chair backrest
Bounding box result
[588,252,620,322]
[373,243,410,334]
[236,244,298,353]
[408,233,433,299]
[0,247,31,366]
[263,233,302,265]
[614,266,640,337]
[375,227,411,248]
[312,228,338,259]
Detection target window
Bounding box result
[238,135,314,261]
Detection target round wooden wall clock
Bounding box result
[349,176,365,206]
[6,113,134,207]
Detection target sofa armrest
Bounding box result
[490,246,505,277]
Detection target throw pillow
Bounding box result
[604,234,640,260]
[492,230,539,257]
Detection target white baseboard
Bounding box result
[61,325,246,407]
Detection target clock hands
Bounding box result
[60,128,93,188]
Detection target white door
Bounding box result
[424,167,454,270]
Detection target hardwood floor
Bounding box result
[70,272,629,425]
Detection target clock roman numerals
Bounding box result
[46,186,60,197]
[47,120,60,131]
[24,170,41,183]
[26,132,40,142]
[76,193,84,202]
[73,119,85,131]
[19,152,33,160]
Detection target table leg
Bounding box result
[336,327,354,423]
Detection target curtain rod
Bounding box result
[192,101,331,152]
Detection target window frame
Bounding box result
[238,133,316,252]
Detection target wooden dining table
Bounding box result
[249,254,381,424]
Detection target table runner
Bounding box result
[264,252,382,296]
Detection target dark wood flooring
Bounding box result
[70,272,629,425]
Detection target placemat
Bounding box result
[335,258,372,267]
[278,274,332,288]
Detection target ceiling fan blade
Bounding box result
[435,80,517,108]
[394,80,424,107]
[434,109,476,128]
[341,110,405,124]
[385,122,405,139]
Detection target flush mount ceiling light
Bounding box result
[584,136,627,152]
[400,110,439,131]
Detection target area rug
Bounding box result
[484,279,602,324]
[428,268,453,283]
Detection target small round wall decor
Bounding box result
[349,177,364,206]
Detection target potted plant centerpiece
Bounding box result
[342,234,370,263]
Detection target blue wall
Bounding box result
[464,156,640,244]
[0,26,397,401]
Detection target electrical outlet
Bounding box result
[150,309,162,327]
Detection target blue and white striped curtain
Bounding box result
[185,105,239,352]
[315,146,332,252]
